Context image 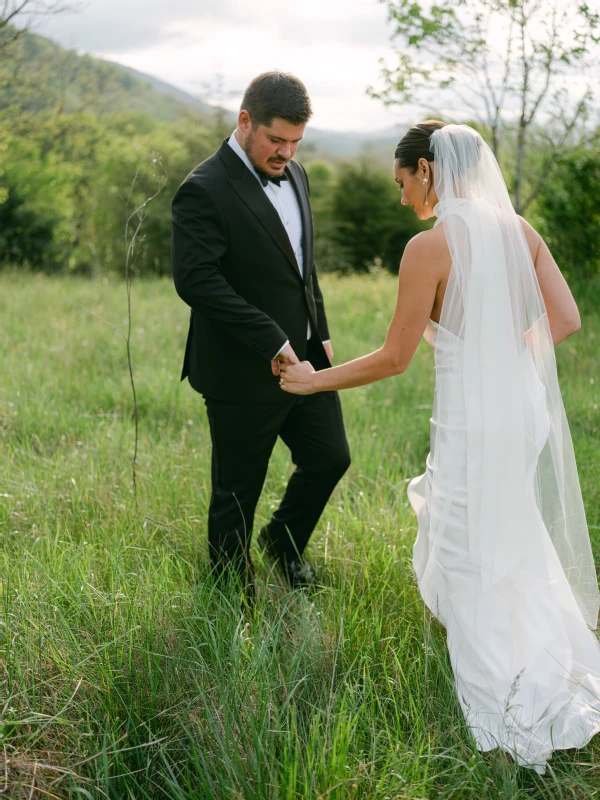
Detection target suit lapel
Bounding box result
[286,163,313,285]
[221,145,302,281]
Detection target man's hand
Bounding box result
[279,361,317,395]
[271,343,299,376]
[323,341,334,364]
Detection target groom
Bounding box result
[171,71,350,597]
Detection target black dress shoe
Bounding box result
[257,527,318,590]
[284,557,318,589]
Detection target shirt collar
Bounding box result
[227,130,264,187]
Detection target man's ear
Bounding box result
[238,110,252,133]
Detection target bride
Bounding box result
[280,122,600,773]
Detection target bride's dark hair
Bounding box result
[395,120,446,173]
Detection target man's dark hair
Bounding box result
[395,120,446,173]
[241,71,312,127]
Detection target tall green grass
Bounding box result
[1,273,599,798]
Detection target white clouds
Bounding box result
[42,0,403,131]
[42,0,246,52]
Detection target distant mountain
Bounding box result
[102,61,225,120]
[9,29,407,164]
[2,29,216,123]
[105,60,407,163]
[105,62,408,164]
[303,125,407,164]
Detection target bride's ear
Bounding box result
[418,158,435,190]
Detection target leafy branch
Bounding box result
[371,0,600,213]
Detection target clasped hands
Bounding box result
[271,342,333,395]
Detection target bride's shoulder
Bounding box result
[407,225,448,252]
[403,227,451,270]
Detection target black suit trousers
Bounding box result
[204,346,350,571]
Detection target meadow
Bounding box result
[1,272,599,799]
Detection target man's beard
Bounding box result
[245,131,288,177]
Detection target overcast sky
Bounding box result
[41,0,406,132]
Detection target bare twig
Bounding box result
[123,158,167,509]
[77,304,126,340]
[0,0,85,53]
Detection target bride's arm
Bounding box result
[281,232,442,394]
[519,217,581,346]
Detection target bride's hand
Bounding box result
[279,361,317,395]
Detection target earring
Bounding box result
[423,177,429,206]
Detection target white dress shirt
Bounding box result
[227,131,329,358]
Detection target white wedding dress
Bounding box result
[406,125,600,773]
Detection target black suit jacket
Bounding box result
[172,139,331,402]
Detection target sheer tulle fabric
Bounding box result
[407,124,600,772]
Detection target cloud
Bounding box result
[46,0,391,55]
[276,4,391,47]
[41,0,401,131]
[43,0,246,53]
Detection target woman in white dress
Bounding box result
[279,122,600,773]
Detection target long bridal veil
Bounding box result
[419,124,599,630]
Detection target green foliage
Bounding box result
[0,27,207,124]
[305,159,354,274]
[537,147,600,282]
[0,273,598,796]
[0,182,57,267]
[0,108,220,276]
[0,26,227,277]
[373,0,600,214]
[61,115,217,277]
[0,137,74,269]
[305,158,429,275]
[329,160,429,272]
[1,23,599,280]
[117,117,218,276]
[1,25,430,279]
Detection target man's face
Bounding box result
[238,111,306,176]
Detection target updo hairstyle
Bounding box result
[394,120,446,173]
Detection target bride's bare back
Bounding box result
[427,217,579,344]
[279,215,580,397]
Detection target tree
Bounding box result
[371,0,600,214]
[0,136,70,269]
[537,147,600,282]
[304,160,352,273]
[330,160,428,273]
[196,73,237,143]
[111,116,218,277]
[0,1,83,52]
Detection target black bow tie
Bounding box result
[258,173,288,188]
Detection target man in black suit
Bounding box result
[171,71,350,598]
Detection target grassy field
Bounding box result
[1,272,599,799]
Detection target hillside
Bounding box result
[108,61,407,162]
[0,28,213,123]
[104,61,407,162]
[2,27,406,163]
[102,60,223,121]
